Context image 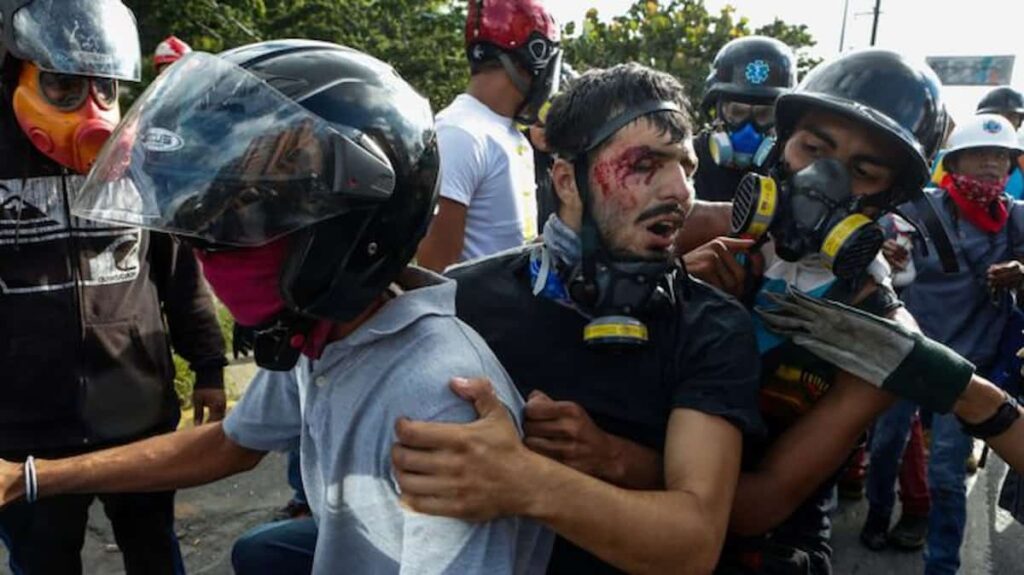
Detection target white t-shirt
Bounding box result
[436,94,537,262]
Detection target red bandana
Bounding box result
[942,173,1009,233]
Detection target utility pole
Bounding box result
[870,0,882,46]
[839,0,851,52]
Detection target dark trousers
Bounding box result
[0,491,184,575]
[232,517,316,575]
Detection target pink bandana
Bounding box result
[195,237,337,359]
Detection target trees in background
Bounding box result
[125,0,817,117]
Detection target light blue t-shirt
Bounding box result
[224,267,553,575]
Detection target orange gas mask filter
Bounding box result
[12,62,121,174]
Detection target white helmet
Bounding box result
[942,113,1022,170]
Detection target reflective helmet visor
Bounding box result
[8,0,141,81]
[73,52,397,247]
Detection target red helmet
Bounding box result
[466,0,558,51]
[465,0,561,124]
[154,36,192,68]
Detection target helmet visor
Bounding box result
[10,0,141,81]
[74,52,396,247]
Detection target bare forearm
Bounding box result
[416,199,467,272]
[36,423,265,498]
[524,452,723,575]
[416,239,460,272]
[731,375,892,535]
[602,434,664,489]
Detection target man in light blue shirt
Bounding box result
[0,41,552,575]
[224,268,552,574]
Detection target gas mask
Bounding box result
[709,100,777,170]
[12,62,121,174]
[709,122,775,170]
[567,256,676,348]
[731,158,884,280]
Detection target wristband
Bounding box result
[24,455,38,504]
[958,395,1021,439]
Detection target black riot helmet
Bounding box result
[0,0,141,81]
[74,40,439,326]
[977,86,1024,115]
[774,49,947,207]
[700,36,797,113]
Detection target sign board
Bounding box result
[926,55,1014,86]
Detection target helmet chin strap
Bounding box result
[251,310,315,371]
[497,52,534,123]
[497,52,530,96]
[570,152,601,306]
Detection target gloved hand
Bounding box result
[233,322,256,360]
[756,288,974,413]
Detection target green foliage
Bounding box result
[123,0,816,120]
[173,353,194,408]
[563,0,821,121]
[124,0,468,113]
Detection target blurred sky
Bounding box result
[547,0,1024,124]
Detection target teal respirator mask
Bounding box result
[709,100,776,170]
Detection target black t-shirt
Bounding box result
[693,131,748,202]
[449,247,764,574]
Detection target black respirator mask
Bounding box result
[566,100,684,349]
[730,158,884,280]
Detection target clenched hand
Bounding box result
[193,388,227,424]
[391,378,538,522]
[524,391,618,480]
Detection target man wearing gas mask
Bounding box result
[693,36,796,203]
[416,0,561,272]
[396,48,964,574]
[0,1,226,574]
[392,63,765,574]
[670,49,988,573]
[0,40,554,575]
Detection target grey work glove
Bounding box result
[756,289,974,413]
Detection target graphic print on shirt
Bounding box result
[0,176,140,294]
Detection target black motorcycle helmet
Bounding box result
[774,49,947,207]
[75,39,440,324]
[977,86,1024,115]
[220,41,439,323]
[700,36,796,113]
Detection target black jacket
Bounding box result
[0,87,226,454]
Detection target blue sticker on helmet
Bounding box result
[745,59,771,85]
[983,119,1003,134]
